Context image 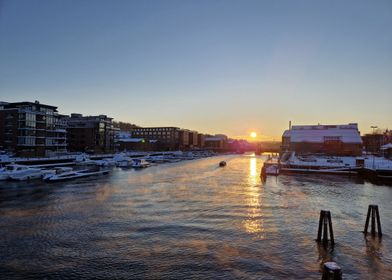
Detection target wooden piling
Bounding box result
[364,205,382,237]
[321,262,342,280]
[317,210,334,245]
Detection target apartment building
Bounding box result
[64,114,116,153]
[131,127,182,150]
[0,101,67,157]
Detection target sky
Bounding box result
[0,0,391,140]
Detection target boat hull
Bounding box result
[45,170,110,182]
[10,172,43,181]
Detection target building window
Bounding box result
[17,136,35,146]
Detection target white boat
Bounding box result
[42,167,75,181]
[116,158,134,167]
[94,158,116,167]
[131,158,150,168]
[43,168,110,182]
[74,153,96,166]
[113,153,134,167]
[7,164,44,181]
[0,166,9,180]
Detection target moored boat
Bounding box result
[43,168,110,181]
[94,158,116,167]
[7,164,44,181]
[131,158,150,168]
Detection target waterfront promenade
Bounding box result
[1,154,391,279]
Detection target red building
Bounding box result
[282,123,362,156]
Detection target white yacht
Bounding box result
[74,153,96,166]
[43,167,110,181]
[113,153,134,167]
[132,158,150,168]
[42,167,75,181]
[7,164,44,181]
[94,158,116,167]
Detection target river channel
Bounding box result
[1,154,391,279]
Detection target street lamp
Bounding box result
[370,126,378,169]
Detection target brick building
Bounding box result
[204,135,228,150]
[132,127,182,150]
[281,123,363,156]
[131,127,201,150]
[188,131,198,148]
[0,101,67,157]
[197,133,205,148]
[64,114,116,153]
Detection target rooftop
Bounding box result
[283,123,362,144]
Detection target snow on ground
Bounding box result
[266,153,392,170]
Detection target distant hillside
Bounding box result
[113,121,141,131]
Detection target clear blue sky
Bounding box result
[0,0,391,140]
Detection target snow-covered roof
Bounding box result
[283,124,362,144]
[381,143,392,150]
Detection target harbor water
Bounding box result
[1,154,391,279]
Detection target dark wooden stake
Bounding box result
[321,262,342,280]
[364,204,382,237]
[317,210,334,246]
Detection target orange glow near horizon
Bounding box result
[250,132,257,139]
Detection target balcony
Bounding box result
[46,143,67,147]
[46,128,67,133]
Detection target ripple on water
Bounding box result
[0,155,392,279]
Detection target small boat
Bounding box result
[74,153,96,166]
[132,158,150,168]
[43,167,110,182]
[7,164,44,181]
[116,158,134,167]
[113,153,134,167]
[94,158,116,167]
[219,161,227,167]
[42,167,75,180]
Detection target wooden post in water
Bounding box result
[363,204,382,237]
[321,262,342,280]
[317,210,335,246]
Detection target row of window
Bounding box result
[134,131,173,136]
[17,136,35,146]
[134,128,176,132]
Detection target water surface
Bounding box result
[1,155,391,279]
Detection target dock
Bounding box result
[261,153,392,183]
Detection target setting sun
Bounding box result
[250,132,257,138]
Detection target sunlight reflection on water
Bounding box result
[243,155,265,239]
[0,155,391,279]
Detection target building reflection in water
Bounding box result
[243,156,265,239]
